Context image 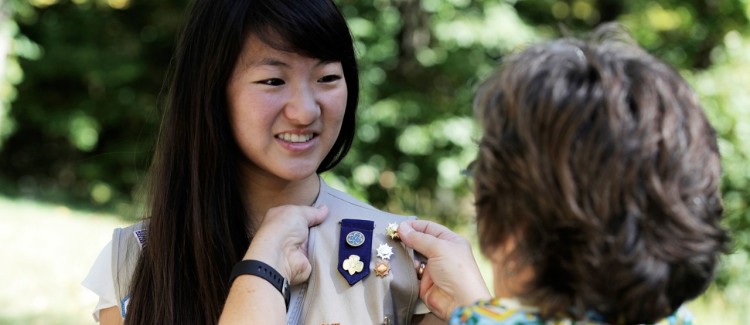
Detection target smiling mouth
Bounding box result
[276,133,315,143]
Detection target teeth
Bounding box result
[278,133,313,143]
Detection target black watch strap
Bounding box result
[230,260,291,310]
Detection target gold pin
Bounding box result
[342,254,364,275]
[375,260,391,277]
[385,223,399,240]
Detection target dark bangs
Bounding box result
[247,0,353,62]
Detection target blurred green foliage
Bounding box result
[1,0,749,286]
[1,0,186,213]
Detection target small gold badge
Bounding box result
[375,260,391,277]
[385,223,399,240]
[342,254,364,275]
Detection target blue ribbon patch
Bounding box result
[338,219,374,285]
[120,294,130,318]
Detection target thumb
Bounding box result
[308,205,328,227]
[398,221,442,259]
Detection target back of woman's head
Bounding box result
[472,25,728,323]
[127,1,358,324]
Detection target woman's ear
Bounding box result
[488,239,513,298]
[488,237,532,298]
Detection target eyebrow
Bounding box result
[246,57,337,69]
[249,58,289,68]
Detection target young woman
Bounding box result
[83,0,432,323]
[397,26,728,324]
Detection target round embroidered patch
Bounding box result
[345,231,366,247]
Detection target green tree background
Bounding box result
[2,0,749,319]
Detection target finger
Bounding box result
[400,220,459,239]
[419,269,435,300]
[299,205,327,253]
[397,221,449,258]
[290,259,313,285]
[307,204,328,227]
[421,272,454,320]
[288,204,328,228]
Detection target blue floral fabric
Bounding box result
[449,298,693,325]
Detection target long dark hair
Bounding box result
[125,0,358,323]
[473,26,727,323]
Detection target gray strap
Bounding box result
[111,222,146,318]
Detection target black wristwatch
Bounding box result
[230,260,291,310]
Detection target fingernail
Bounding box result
[398,222,412,237]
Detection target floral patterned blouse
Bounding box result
[449,298,693,325]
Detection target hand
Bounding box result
[398,220,492,320]
[243,205,328,285]
[221,205,327,324]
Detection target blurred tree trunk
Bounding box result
[597,0,624,23]
[394,0,430,77]
[693,0,723,69]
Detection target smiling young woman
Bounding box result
[82,0,435,324]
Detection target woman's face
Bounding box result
[227,34,347,182]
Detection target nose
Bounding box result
[284,83,320,125]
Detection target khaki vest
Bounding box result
[111,180,422,324]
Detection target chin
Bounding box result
[276,166,319,181]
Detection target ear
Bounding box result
[487,237,516,264]
[487,237,529,298]
[489,242,513,298]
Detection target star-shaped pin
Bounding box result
[376,243,394,260]
[385,223,399,240]
[342,254,364,275]
[375,260,391,277]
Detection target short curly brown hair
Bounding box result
[472,26,728,324]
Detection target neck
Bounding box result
[240,169,321,231]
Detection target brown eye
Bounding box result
[318,75,342,83]
[257,78,285,86]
